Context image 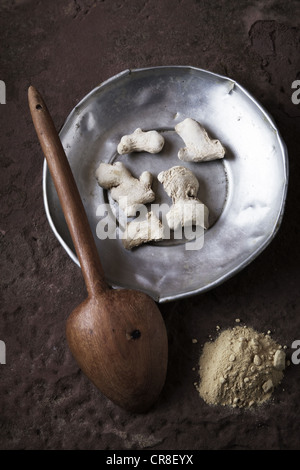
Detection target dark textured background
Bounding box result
[1,0,300,450]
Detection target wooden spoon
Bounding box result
[28,86,168,413]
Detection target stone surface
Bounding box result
[1,0,300,450]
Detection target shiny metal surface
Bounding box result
[43,66,288,302]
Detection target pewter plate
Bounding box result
[43,66,288,302]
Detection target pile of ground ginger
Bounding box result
[197,323,287,408]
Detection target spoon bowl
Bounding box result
[66,288,168,412]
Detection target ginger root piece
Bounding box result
[95,161,155,217]
[175,118,225,162]
[117,128,165,155]
[122,211,165,250]
[158,166,209,231]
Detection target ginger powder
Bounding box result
[197,325,286,408]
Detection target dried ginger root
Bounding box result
[158,166,209,231]
[117,128,165,155]
[175,118,225,162]
[95,161,155,217]
[122,211,165,250]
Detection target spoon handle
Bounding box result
[28,86,108,297]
